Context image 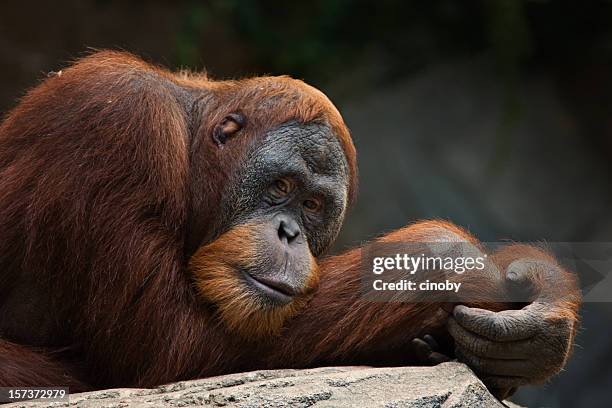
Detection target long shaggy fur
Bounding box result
[0,51,580,391]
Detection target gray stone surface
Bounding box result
[5,363,521,407]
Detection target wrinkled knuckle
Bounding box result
[447,318,461,337]
[473,338,494,357]
[544,332,571,360]
[551,317,573,337]
[460,352,488,374]
[551,348,568,369]
[468,337,486,355]
[489,315,512,338]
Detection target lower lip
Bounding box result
[241,271,294,305]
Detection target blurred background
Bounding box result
[1,1,611,406]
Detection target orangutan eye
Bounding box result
[303,198,322,212]
[269,178,294,199]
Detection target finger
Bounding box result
[506,261,539,302]
[455,348,531,378]
[453,305,540,342]
[506,259,547,284]
[412,338,433,363]
[423,334,439,350]
[448,318,534,359]
[506,259,575,302]
[412,338,451,365]
[428,351,451,364]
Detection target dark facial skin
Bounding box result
[222,122,349,305]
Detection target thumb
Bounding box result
[505,259,544,302]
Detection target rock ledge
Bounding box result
[6,362,521,407]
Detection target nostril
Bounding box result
[278,219,300,245]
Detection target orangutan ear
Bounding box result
[213,113,245,146]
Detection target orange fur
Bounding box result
[189,223,319,337]
[0,51,580,391]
